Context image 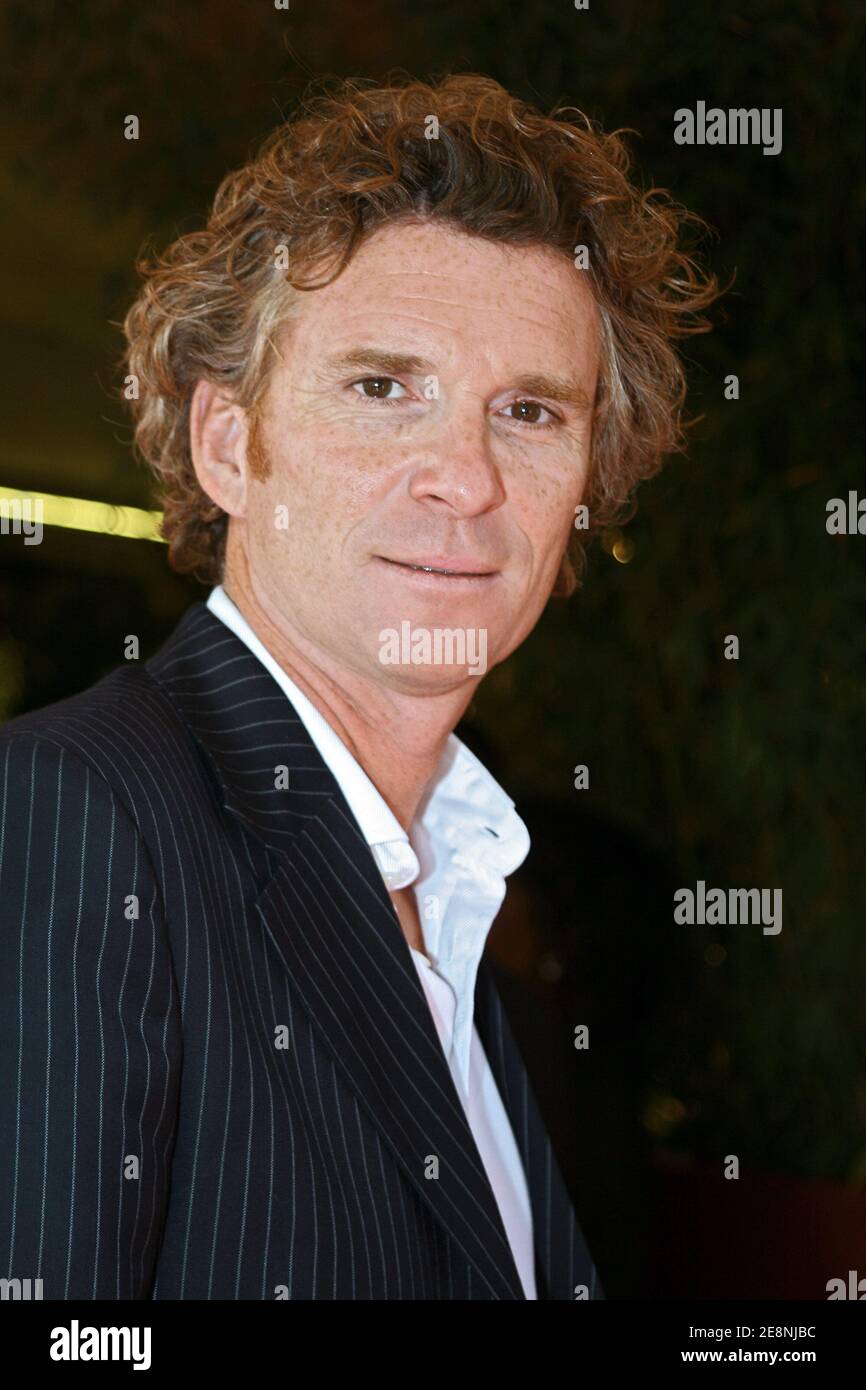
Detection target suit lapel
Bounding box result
[474,957,604,1300]
[149,603,526,1300]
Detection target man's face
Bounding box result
[240,220,599,690]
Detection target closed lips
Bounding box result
[377,556,497,576]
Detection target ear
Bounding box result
[189,379,253,518]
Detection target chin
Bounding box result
[377,665,489,694]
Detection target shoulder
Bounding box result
[2,659,180,776]
[0,653,210,838]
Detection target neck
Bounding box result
[221,547,476,830]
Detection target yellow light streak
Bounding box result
[0,486,164,542]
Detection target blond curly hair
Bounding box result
[122,73,721,592]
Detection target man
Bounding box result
[0,74,717,1299]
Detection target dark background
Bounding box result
[1,0,865,1297]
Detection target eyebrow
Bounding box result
[316,348,434,378]
[316,349,595,415]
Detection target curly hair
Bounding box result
[122,72,721,592]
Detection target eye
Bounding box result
[504,399,557,426]
[351,376,408,402]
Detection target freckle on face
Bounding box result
[243,221,600,688]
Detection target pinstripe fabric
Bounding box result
[0,603,603,1300]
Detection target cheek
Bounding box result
[512,459,583,544]
[275,404,402,495]
[246,442,380,568]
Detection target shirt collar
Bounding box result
[206,584,529,889]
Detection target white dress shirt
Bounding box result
[206,585,538,1299]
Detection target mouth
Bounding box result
[375,555,499,581]
[375,553,500,586]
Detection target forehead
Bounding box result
[279,220,599,373]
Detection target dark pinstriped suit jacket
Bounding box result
[0,603,603,1300]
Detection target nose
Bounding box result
[406,407,506,519]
